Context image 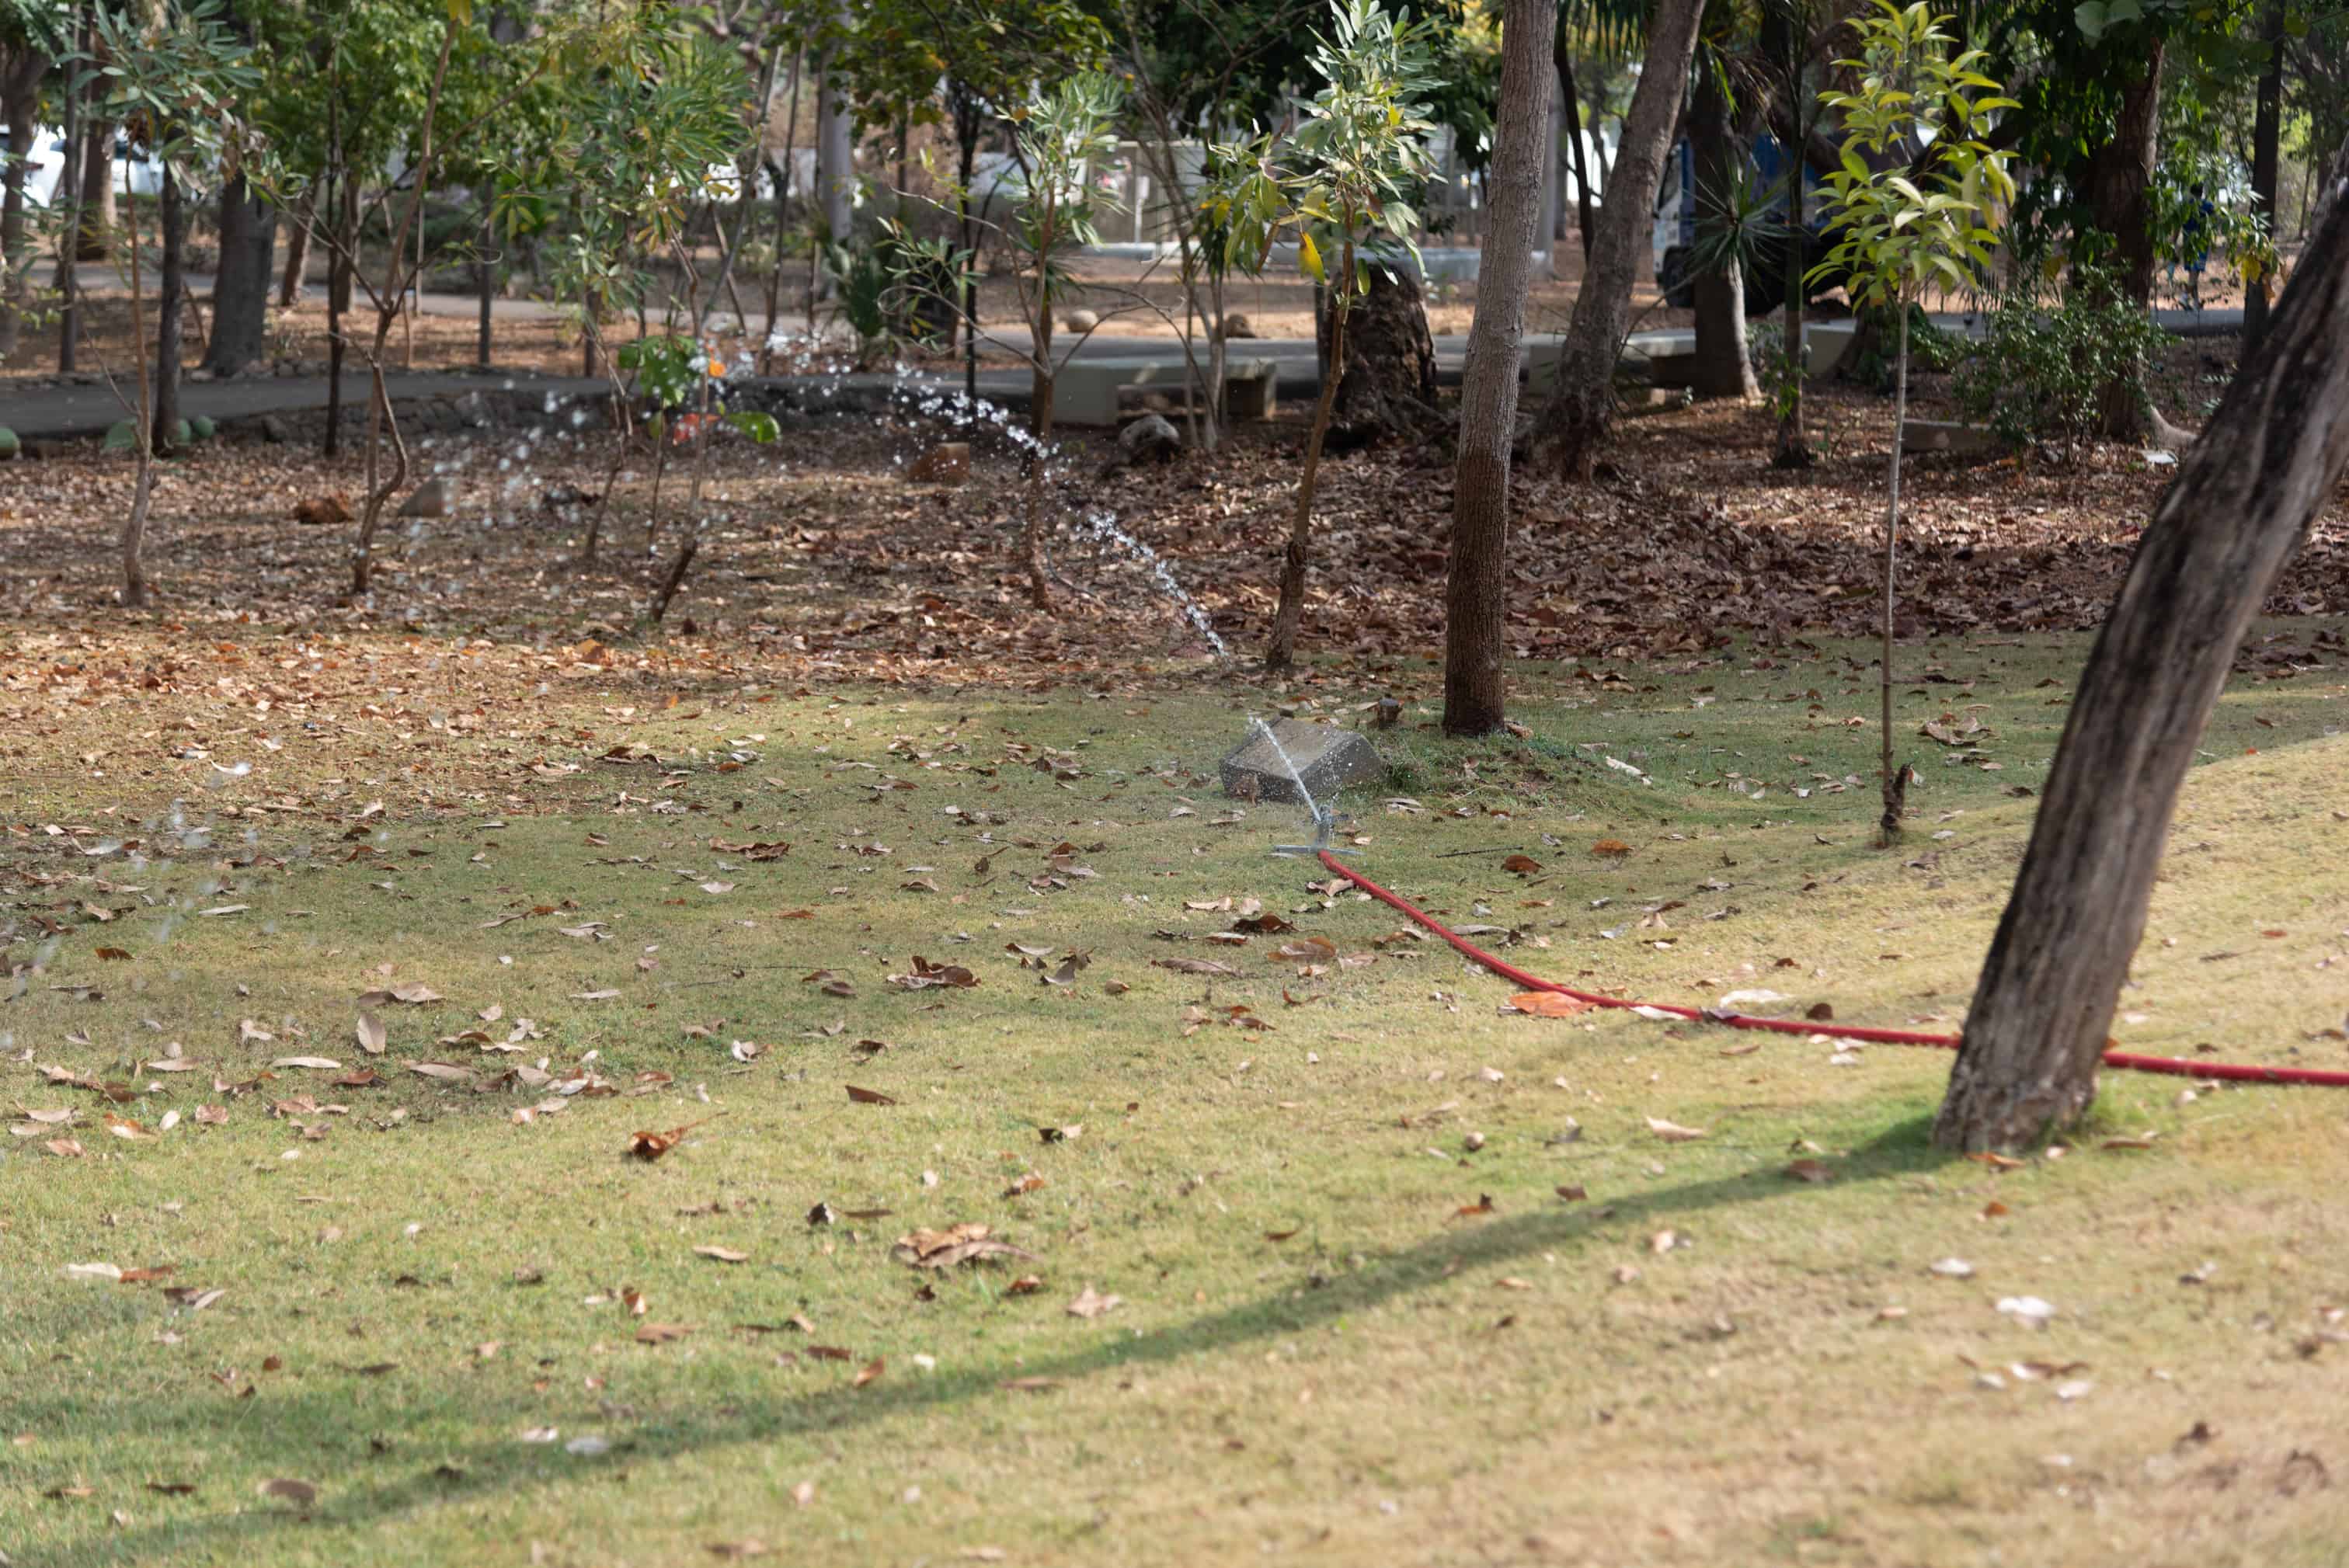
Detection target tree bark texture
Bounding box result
[1532,0,1704,478]
[1314,264,1436,448]
[1934,143,2349,1153]
[153,165,185,452]
[2244,0,2285,356]
[1444,0,1552,736]
[78,121,116,259]
[2085,38,2164,439]
[0,47,44,362]
[1554,37,1596,261]
[279,190,312,307]
[204,173,276,376]
[1689,59,1759,402]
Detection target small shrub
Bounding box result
[1951,266,2170,449]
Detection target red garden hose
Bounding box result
[1317,850,2349,1089]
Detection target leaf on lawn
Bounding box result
[356,1013,387,1055]
[1502,854,1543,874]
[1065,1285,1123,1319]
[1645,1116,1708,1142]
[1785,1159,1836,1184]
[258,1478,317,1507]
[1154,957,1240,977]
[893,1223,1037,1269]
[694,1246,750,1264]
[852,1357,886,1387]
[635,1323,692,1344]
[1508,991,1592,1018]
[270,1056,341,1071]
[845,1084,899,1106]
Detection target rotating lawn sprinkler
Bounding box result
[1222,715,1382,859]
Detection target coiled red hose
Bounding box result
[1317,850,2349,1089]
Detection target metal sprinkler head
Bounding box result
[1272,799,1360,859]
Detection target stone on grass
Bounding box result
[1220,718,1383,806]
[907,443,970,485]
[1115,414,1181,467]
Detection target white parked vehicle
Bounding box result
[3,125,166,205]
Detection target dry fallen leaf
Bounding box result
[355,1013,387,1055]
[1645,1117,1708,1142]
[258,1478,317,1507]
[1509,991,1592,1018]
[694,1246,750,1264]
[1066,1285,1123,1319]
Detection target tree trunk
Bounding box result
[1021,287,1056,608]
[1268,239,1353,674]
[78,122,116,260]
[0,51,44,363]
[1773,47,1812,469]
[154,164,185,453]
[203,173,275,377]
[1554,38,1596,262]
[120,157,153,608]
[1532,0,1705,478]
[1316,264,1436,447]
[2085,38,2163,440]
[1689,61,1760,401]
[816,7,853,249]
[1879,309,1909,841]
[2244,0,2285,356]
[1445,0,1552,737]
[279,189,313,307]
[1934,143,2349,1153]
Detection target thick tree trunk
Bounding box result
[1316,265,1436,448]
[1773,43,1812,469]
[1934,144,2349,1153]
[815,5,853,251]
[120,165,153,607]
[1690,60,1760,402]
[204,174,275,377]
[153,165,185,452]
[279,191,312,307]
[2084,39,2164,439]
[2244,0,2285,356]
[1532,0,1704,478]
[1445,0,1552,737]
[78,122,116,259]
[0,53,43,363]
[1554,37,1596,262]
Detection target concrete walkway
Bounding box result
[0,368,612,441]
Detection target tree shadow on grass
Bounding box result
[17,1115,1952,1566]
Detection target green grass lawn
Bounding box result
[9,624,2349,1566]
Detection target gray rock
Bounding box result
[400,477,454,518]
[1062,308,1101,332]
[1115,412,1181,466]
[454,391,492,429]
[259,415,294,444]
[1220,718,1383,806]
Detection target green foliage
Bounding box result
[834,0,1108,142]
[1203,0,1441,298]
[616,334,778,443]
[82,0,259,180]
[1950,265,2172,447]
[1810,2,2017,310]
[1001,69,1124,332]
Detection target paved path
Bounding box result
[5,273,2244,442]
[0,368,612,441]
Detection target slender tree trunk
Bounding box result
[279,189,314,307]
[1533,0,1705,477]
[475,193,494,367]
[120,156,154,608]
[1879,308,1909,840]
[1935,144,2349,1152]
[78,122,116,260]
[1554,35,1596,261]
[153,165,185,453]
[2244,0,2285,356]
[0,53,43,363]
[55,7,85,372]
[2086,38,2164,439]
[325,171,350,458]
[204,173,275,377]
[1773,47,1812,468]
[1445,0,1552,736]
[1690,61,1760,401]
[1022,301,1056,607]
[1268,240,1352,673]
